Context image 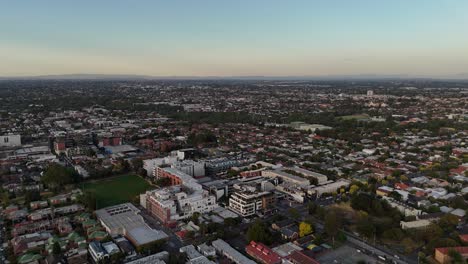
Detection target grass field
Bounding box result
[82,174,152,209]
[338,114,370,120]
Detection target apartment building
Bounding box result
[141,167,217,226]
[229,189,275,217]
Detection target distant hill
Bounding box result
[1,73,468,81]
[0,74,155,80]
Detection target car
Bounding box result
[356,249,361,253]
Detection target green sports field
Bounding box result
[82,174,152,209]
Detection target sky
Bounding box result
[1,0,467,77]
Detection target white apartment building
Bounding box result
[141,186,217,225]
[307,179,351,197]
[0,134,21,147]
[171,160,205,178]
[229,189,275,217]
[143,156,178,177]
[285,167,328,184]
[262,169,310,187]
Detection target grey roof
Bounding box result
[126,251,169,264]
[95,203,168,246]
[211,239,256,264]
[127,226,168,246]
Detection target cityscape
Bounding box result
[0,79,467,264]
[1,1,468,264]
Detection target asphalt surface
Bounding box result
[317,244,383,264]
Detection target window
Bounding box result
[4,137,8,143]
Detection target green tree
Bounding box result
[155,177,171,187]
[247,219,273,245]
[78,191,97,211]
[325,210,341,245]
[42,163,76,191]
[307,202,317,215]
[52,241,61,255]
[191,212,200,225]
[24,190,41,206]
[288,208,300,220]
[448,249,463,263]
[439,214,459,231]
[0,187,10,207]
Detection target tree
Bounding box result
[110,252,125,263]
[131,158,143,171]
[307,202,317,215]
[0,187,10,207]
[401,237,417,254]
[382,228,404,241]
[389,191,402,201]
[191,212,200,225]
[426,238,459,254]
[356,218,375,240]
[42,163,76,191]
[247,219,273,245]
[349,185,360,195]
[439,214,459,231]
[155,177,171,187]
[224,217,241,227]
[24,190,41,206]
[79,191,97,211]
[288,208,300,220]
[299,222,313,237]
[448,249,463,263]
[168,252,187,264]
[52,241,61,255]
[324,210,341,245]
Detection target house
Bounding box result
[65,248,88,264]
[272,219,295,231]
[197,243,216,257]
[435,247,468,264]
[245,241,282,264]
[376,186,394,196]
[280,226,299,241]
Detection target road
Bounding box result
[345,233,413,264]
[275,201,417,264]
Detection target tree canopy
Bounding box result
[41,163,78,190]
[247,219,273,245]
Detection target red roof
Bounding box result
[435,247,468,256]
[460,234,468,243]
[246,241,282,264]
[287,250,320,264]
[450,166,468,175]
[175,230,188,238]
[395,183,409,190]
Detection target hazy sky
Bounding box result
[1,0,467,77]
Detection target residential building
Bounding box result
[141,186,217,226]
[307,179,351,197]
[245,241,282,264]
[229,189,275,217]
[0,134,21,147]
[435,247,468,264]
[211,239,256,264]
[262,170,310,187]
